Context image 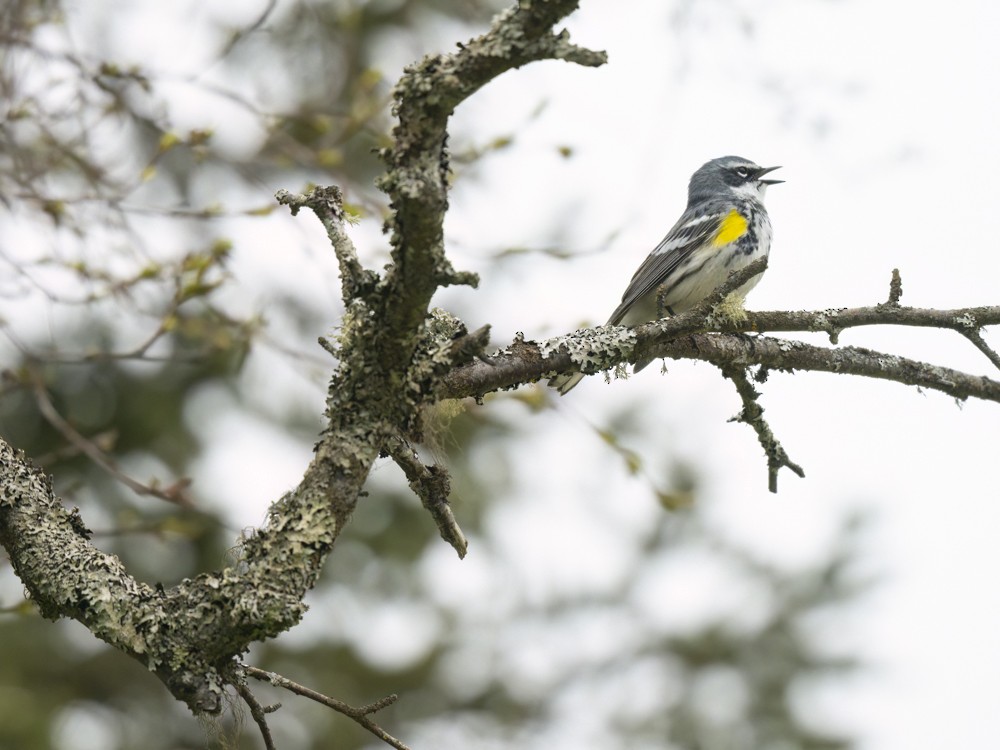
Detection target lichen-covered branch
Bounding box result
[745,304,1000,349]
[374,0,605,375]
[523,258,770,392]
[0,0,607,732]
[438,296,1000,405]
[0,416,376,713]
[436,273,1000,492]
[719,364,805,493]
[275,186,377,302]
[387,436,468,558]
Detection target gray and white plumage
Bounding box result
[550,156,781,394]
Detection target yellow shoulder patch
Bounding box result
[711,209,748,247]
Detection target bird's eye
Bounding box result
[734,167,750,178]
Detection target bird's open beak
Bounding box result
[755,165,783,185]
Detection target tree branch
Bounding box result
[958,328,1000,372]
[719,364,805,493]
[234,680,278,750]
[438,293,1000,405]
[432,261,1000,492]
[745,304,1000,349]
[275,186,376,302]
[0,0,607,726]
[30,372,193,507]
[244,665,410,750]
[387,436,468,558]
[374,0,606,374]
[0,424,375,713]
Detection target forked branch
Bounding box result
[243,665,410,750]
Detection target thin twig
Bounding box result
[243,665,411,750]
[318,336,338,357]
[30,372,193,506]
[387,436,468,559]
[959,328,1000,372]
[719,364,805,493]
[219,0,277,56]
[234,681,277,750]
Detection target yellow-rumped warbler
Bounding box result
[550,155,781,394]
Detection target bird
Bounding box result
[549,155,781,395]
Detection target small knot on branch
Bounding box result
[441,268,480,288]
[887,268,903,305]
[447,324,492,368]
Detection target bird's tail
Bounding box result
[631,355,654,373]
[550,354,656,394]
[548,371,585,395]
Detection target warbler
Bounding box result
[550,155,782,394]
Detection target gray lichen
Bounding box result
[540,325,637,376]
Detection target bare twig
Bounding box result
[244,665,410,750]
[720,365,805,493]
[318,335,338,358]
[387,436,468,559]
[30,373,194,506]
[959,328,1000,372]
[446,324,492,369]
[234,681,277,750]
[218,0,278,56]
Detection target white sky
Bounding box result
[11,1,1000,748]
[442,2,1000,748]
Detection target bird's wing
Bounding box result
[607,207,729,325]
